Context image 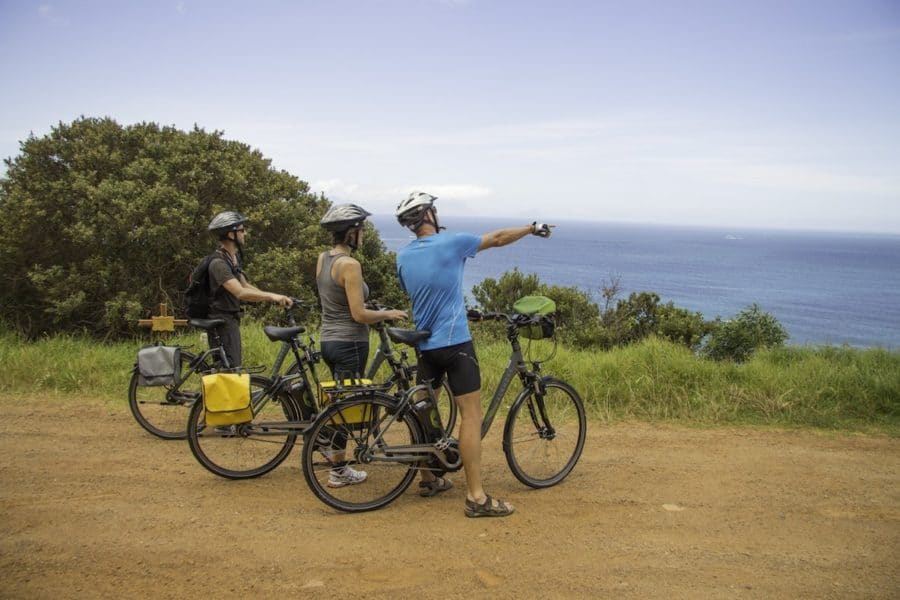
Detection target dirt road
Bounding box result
[0,394,897,599]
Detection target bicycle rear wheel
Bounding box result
[187,376,300,479]
[128,351,209,440]
[503,377,586,488]
[302,392,422,512]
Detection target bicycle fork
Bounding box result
[525,376,557,441]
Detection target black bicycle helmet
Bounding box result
[320,203,372,232]
[395,191,438,230]
[207,211,248,237]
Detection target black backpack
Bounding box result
[183,254,217,319]
[184,250,242,318]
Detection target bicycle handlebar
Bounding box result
[466,308,538,326]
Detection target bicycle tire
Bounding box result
[128,350,209,440]
[187,375,300,479]
[502,377,586,488]
[302,391,422,512]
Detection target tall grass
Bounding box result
[2,327,898,434]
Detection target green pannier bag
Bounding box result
[512,295,557,340]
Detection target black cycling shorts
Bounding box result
[416,340,481,396]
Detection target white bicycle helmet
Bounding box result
[320,203,372,232]
[395,191,438,230]
[207,211,248,237]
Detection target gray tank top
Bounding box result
[317,252,369,342]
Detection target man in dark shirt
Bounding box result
[206,211,292,366]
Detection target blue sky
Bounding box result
[1,0,899,232]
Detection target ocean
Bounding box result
[371,215,900,349]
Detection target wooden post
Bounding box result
[138,303,188,336]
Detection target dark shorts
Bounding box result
[321,340,370,381]
[417,340,480,396]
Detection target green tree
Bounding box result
[600,291,711,350]
[0,117,402,338]
[702,304,788,361]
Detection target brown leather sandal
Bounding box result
[464,494,514,518]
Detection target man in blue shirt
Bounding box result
[395,191,552,517]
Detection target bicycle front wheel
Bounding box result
[187,376,300,479]
[128,350,208,440]
[302,392,422,512]
[503,377,586,488]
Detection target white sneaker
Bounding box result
[327,465,368,488]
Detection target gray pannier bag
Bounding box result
[136,345,181,386]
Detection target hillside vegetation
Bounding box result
[2,327,896,434]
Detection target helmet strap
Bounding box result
[346,228,360,251]
[431,208,445,232]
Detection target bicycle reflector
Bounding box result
[512,296,557,340]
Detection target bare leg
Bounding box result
[454,390,485,500]
[454,390,513,512]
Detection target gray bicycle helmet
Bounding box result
[207,211,248,236]
[395,191,438,230]
[320,203,372,232]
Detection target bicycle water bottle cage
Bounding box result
[386,328,431,348]
[262,325,306,342]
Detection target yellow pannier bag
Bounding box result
[202,373,252,427]
[319,379,374,425]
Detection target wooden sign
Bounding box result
[138,303,188,333]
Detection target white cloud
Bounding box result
[311,179,493,214]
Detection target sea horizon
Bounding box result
[371,214,900,350]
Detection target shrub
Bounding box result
[703,304,788,362]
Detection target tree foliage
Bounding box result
[0,117,402,338]
[702,303,789,362]
[471,269,738,353]
[470,268,602,347]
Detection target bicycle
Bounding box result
[300,308,587,512]
[186,302,322,479]
[185,304,458,479]
[128,319,235,440]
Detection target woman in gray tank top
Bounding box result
[316,204,407,488]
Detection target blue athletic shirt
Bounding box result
[396,232,481,352]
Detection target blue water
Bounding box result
[371,215,900,349]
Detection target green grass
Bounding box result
[2,327,898,434]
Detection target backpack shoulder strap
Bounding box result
[211,248,241,278]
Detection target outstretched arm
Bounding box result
[478,222,552,251]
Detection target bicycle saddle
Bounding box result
[386,328,431,347]
[188,318,226,330]
[263,325,306,342]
